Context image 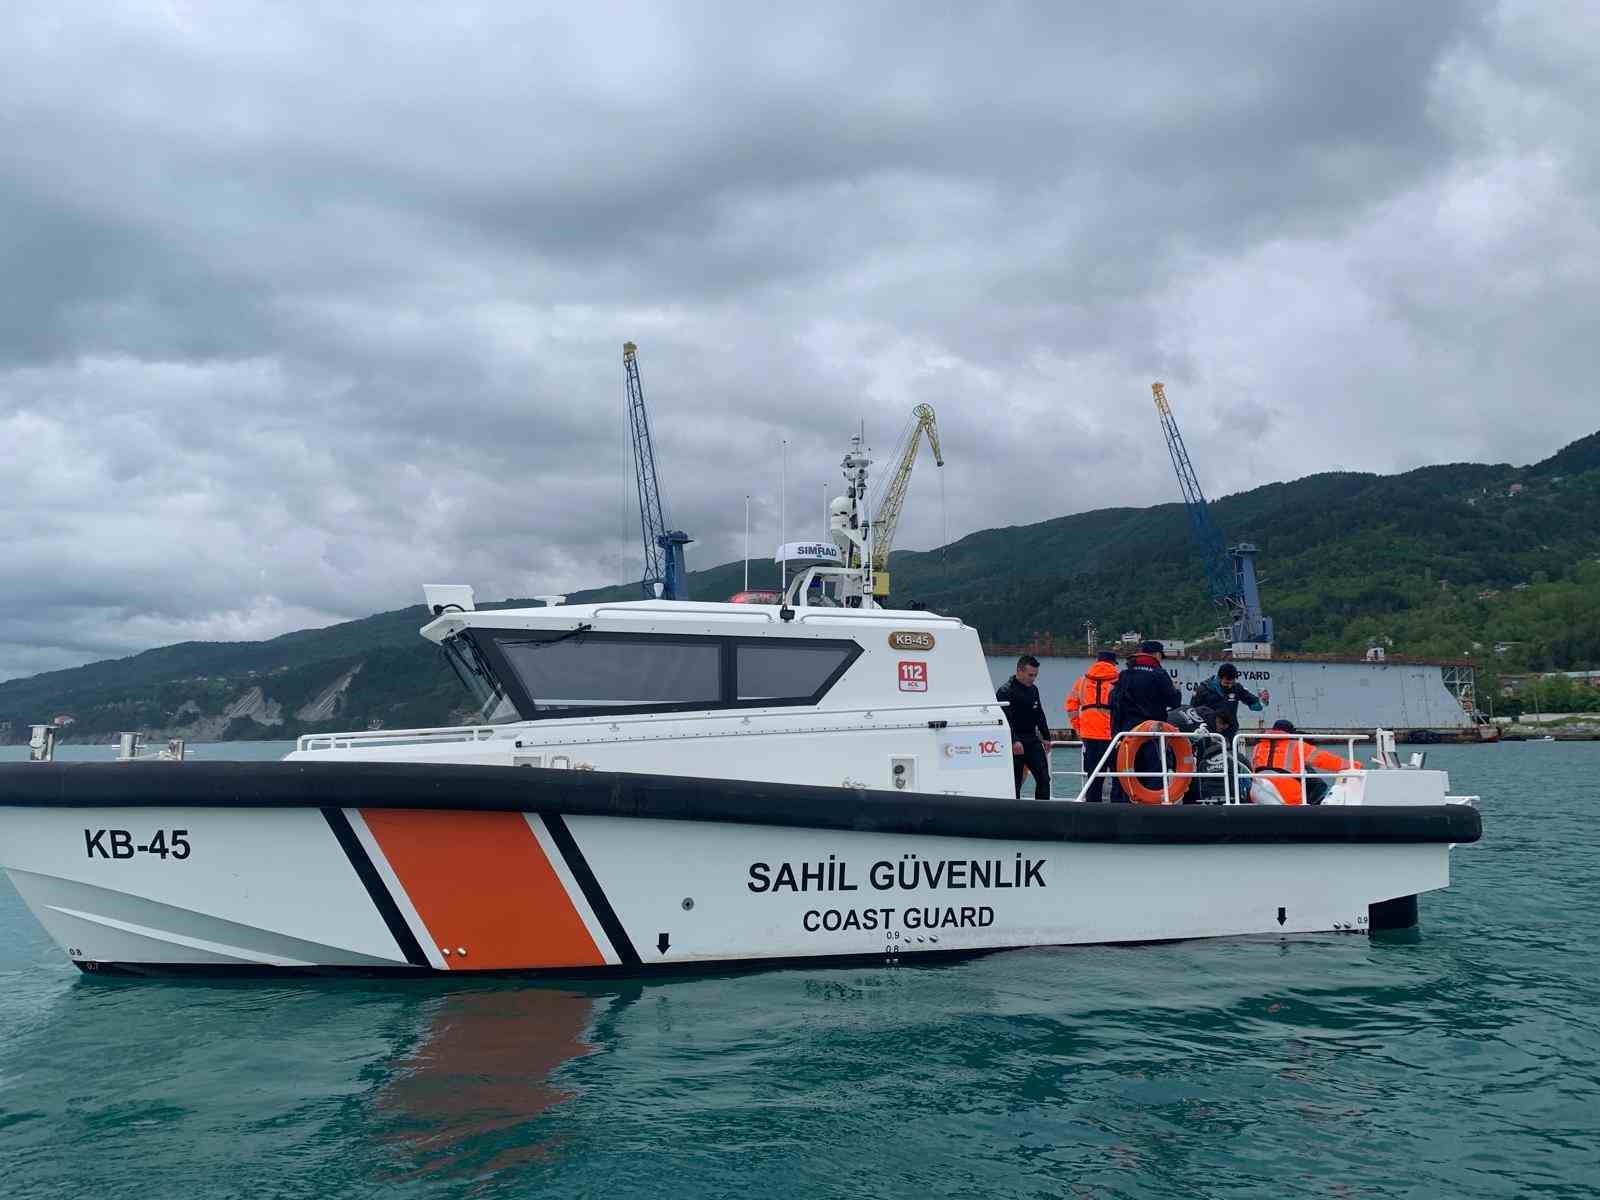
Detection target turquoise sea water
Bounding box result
[2,742,1597,1198]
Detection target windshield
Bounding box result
[440,634,521,725]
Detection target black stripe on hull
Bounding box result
[75,944,998,979]
[321,807,430,968]
[70,922,1386,980]
[0,761,1482,847]
[542,812,641,965]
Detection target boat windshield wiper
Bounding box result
[461,632,503,684]
[440,643,474,693]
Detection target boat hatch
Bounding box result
[454,627,863,720]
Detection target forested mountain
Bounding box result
[4,431,1598,741]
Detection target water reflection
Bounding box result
[374,984,630,1178]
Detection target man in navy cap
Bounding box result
[1106,641,1183,801]
[1110,641,1183,733]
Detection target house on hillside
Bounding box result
[51,714,76,727]
[1499,670,1600,697]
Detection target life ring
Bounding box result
[1116,720,1194,804]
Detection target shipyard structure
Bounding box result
[984,652,1483,738]
[971,385,1482,740]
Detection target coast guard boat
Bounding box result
[0,443,1480,975]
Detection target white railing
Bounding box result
[296,725,504,753]
[1234,732,1366,806]
[587,604,774,623]
[1062,728,1235,804]
[1051,729,1374,805]
[298,702,1004,755]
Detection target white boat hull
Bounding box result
[0,762,1473,975]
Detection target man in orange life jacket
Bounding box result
[1250,719,1361,805]
[1066,651,1120,801]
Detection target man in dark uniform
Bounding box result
[1108,640,1183,802]
[1190,663,1266,740]
[997,654,1053,799]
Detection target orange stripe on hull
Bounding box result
[360,810,605,970]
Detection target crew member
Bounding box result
[1190,663,1267,740]
[1066,651,1120,801]
[1250,719,1361,805]
[1108,641,1182,802]
[997,654,1053,799]
[1110,641,1182,730]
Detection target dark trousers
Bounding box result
[1081,739,1113,801]
[1014,740,1051,799]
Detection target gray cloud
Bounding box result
[1,0,1595,679]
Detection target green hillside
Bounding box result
[4,430,1599,741]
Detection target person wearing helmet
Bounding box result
[1250,720,1361,805]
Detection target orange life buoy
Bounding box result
[1115,720,1195,804]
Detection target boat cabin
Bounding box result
[291,588,1017,798]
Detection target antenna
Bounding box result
[780,439,788,594]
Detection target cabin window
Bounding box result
[465,628,861,719]
[495,634,722,714]
[440,634,521,724]
[736,641,857,701]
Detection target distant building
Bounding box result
[51,714,76,727]
[1508,483,1525,496]
[1499,670,1600,697]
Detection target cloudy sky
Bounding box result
[2,0,1596,679]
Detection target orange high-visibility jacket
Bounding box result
[1251,736,1360,805]
[1066,660,1120,740]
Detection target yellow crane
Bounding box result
[868,404,944,598]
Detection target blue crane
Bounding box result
[1151,382,1272,645]
[623,342,692,600]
